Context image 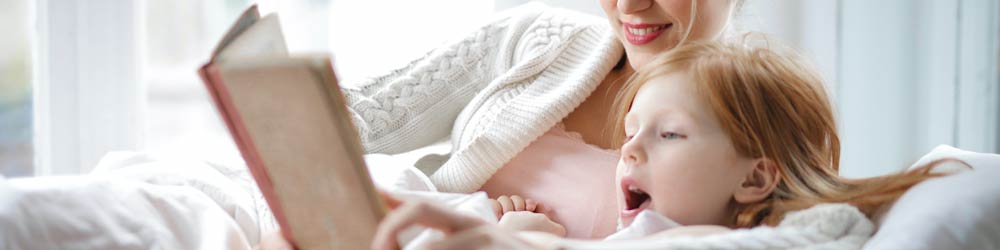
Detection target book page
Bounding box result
[215,14,288,62]
[210,5,260,58]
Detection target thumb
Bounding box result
[378,190,403,209]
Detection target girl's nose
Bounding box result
[621,137,647,166]
[618,0,653,15]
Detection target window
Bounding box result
[836,0,999,177]
[142,0,258,166]
[141,0,495,167]
[20,0,999,177]
[742,0,999,177]
[0,0,33,177]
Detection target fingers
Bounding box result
[493,195,539,215]
[509,195,526,211]
[372,201,486,250]
[496,195,514,214]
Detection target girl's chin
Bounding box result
[617,217,634,230]
[617,205,651,230]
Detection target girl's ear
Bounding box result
[733,158,780,203]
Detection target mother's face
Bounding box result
[600,0,734,68]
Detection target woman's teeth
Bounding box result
[627,25,669,35]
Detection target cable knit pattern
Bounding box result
[343,3,624,192]
[558,203,874,250]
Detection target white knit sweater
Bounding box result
[344,3,623,193]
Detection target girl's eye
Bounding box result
[623,135,635,143]
[661,132,685,140]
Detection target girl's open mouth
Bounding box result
[621,180,652,219]
[623,23,672,45]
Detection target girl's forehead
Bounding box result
[628,72,718,128]
[632,73,696,111]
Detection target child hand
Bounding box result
[498,211,567,237]
[490,195,539,218]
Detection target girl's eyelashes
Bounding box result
[623,132,684,143]
[660,132,686,140]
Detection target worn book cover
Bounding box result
[197,5,386,249]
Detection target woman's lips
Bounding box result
[622,22,671,45]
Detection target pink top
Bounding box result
[480,123,620,239]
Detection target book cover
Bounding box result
[197,5,386,249]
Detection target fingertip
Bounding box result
[525,199,538,211]
[496,195,513,214]
[509,195,525,211]
[490,200,502,219]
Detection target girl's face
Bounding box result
[616,72,758,227]
[599,0,734,69]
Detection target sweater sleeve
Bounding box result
[342,4,549,154]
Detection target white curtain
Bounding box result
[837,0,998,177]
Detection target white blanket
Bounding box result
[0,152,264,249]
[0,145,993,249]
[0,150,456,249]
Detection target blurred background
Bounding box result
[1,0,997,178]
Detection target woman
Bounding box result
[355,0,736,239]
[260,0,741,248]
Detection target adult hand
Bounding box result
[255,191,404,250]
[372,193,544,250]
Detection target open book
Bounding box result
[197,5,386,249]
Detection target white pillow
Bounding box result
[864,145,1000,249]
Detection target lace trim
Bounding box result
[551,123,621,156]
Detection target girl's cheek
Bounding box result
[615,160,626,209]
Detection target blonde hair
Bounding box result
[608,37,948,227]
[678,0,744,47]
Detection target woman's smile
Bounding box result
[623,22,672,45]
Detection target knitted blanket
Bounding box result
[391,187,874,250]
[556,203,874,250]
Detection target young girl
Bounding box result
[371,38,959,249]
[605,38,950,230]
